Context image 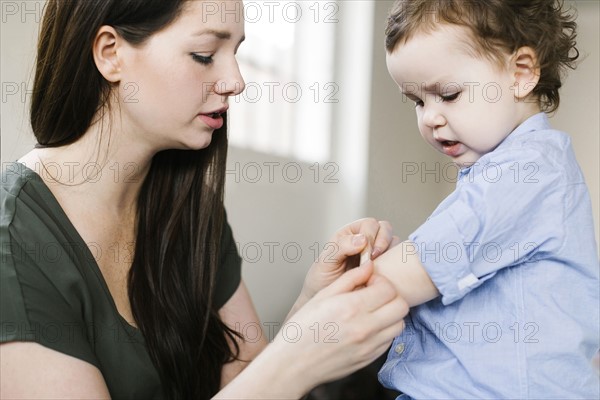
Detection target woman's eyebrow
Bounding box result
[192,29,245,45]
[193,29,231,39]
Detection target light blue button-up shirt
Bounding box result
[379,113,600,398]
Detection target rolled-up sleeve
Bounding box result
[409,147,565,305]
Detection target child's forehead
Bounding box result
[406,24,478,55]
[389,23,504,75]
[389,25,477,67]
[386,24,508,93]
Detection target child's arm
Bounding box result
[373,241,439,307]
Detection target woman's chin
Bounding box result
[176,135,214,151]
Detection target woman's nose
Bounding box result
[214,60,245,97]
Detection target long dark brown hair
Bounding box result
[32,1,240,398]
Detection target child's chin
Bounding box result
[449,154,480,169]
[455,158,482,170]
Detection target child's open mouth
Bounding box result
[441,140,459,147]
[439,140,462,157]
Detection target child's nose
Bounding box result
[421,104,446,129]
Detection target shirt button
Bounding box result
[394,343,405,355]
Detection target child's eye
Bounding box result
[440,92,460,102]
[191,53,214,65]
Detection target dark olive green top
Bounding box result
[0,162,242,399]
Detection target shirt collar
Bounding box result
[458,112,550,179]
[499,112,550,147]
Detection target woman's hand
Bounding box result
[298,218,400,306]
[282,262,408,388]
[214,261,408,399]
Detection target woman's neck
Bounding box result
[19,119,154,218]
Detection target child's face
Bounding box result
[386,24,524,168]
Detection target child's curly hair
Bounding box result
[385,0,579,113]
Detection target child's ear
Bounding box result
[511,46,541,100]
[92,26,123,83]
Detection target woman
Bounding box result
[0,1,407,398]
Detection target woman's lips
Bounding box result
[199,113,224,130]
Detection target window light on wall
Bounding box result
[228,1,338,163]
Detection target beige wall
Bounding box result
[366,1,454,240]
[1,1,42,161]
[551,0,600,243]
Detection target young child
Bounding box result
[371,0,600,398]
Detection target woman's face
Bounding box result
[116,0,246,152]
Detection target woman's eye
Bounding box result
[441,92,460,102]
[191,53,213,65]
[414,99,424,108]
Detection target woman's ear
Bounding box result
[511,46,541,100]
[92,26,122,83]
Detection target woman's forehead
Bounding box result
[181,0,245,29]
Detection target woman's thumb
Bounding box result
[316,261,374,298]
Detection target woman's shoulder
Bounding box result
[1,159,98,294]
[1,159,107,319]
[2,161,80,246]
[1,160,103,361]
[2,161,39,197]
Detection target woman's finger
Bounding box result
[361,295,408,330]
[371,220,394,259]
[322,233,367,265]
[376,319,406,344]
[315,261,374,299]
[343,267,398,312]
[336,218,381,241]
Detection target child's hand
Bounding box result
[300,218,400,302]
